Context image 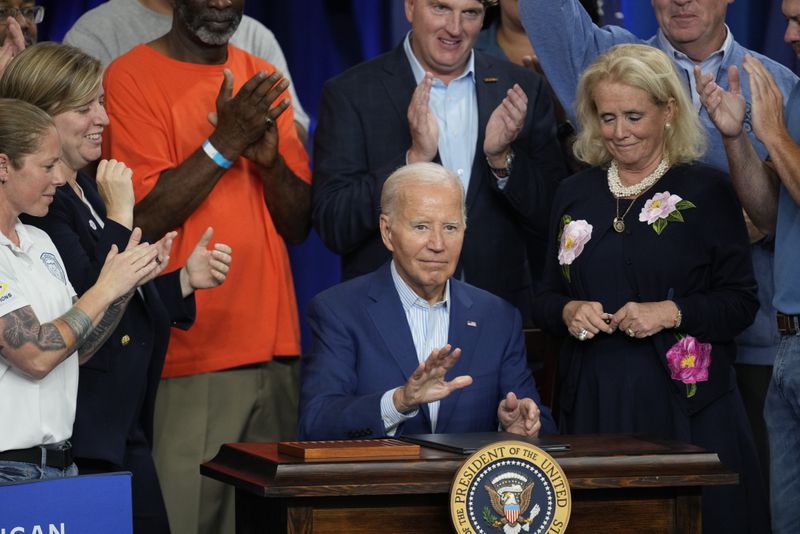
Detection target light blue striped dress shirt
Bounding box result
[380,261,451,434]
[403,32,480,194]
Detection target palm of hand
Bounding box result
[243,130,280,169]
[710,91,747,138]
[484,107,518,157]
[185,248,217,290]
[408,369,451,404]
[409,109,439,161]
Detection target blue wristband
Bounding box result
[201,139,233,169]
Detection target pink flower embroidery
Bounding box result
[666,335,712,398]
[639,191,682,224]
[638,191,695,235]
[558,219,593,266]
[556,216,592,283]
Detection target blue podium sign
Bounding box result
[0,472,132,534]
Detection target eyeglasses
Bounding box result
[0,6,44,24]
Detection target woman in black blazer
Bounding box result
[1,43,232,533]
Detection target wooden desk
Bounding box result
[201,434,736,534]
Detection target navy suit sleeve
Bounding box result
[299,295,388,440]
[672,176,758,342]
[491,70,567,239]
[152,270,195,331]
[500,309,558,435]
[311,79,407,256]
[532,181,573,335]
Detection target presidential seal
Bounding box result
[450,441,570,534]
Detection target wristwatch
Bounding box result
[487,149,515,178]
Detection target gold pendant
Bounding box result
[613,217,625,233]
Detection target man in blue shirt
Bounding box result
[696,1,800,530]
[520,0,798,480]
[312,0,568,325]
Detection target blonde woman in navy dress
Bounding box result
[533,44,767,533]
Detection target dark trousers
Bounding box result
[735,362,773,489]
[75,435,170,534]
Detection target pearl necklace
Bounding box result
[607,157,670,199]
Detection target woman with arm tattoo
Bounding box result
[0,99,160,484]
[0,43,232,531]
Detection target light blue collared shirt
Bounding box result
[380,261,451,434]
[403,32,480,194]
[656,25,734,111]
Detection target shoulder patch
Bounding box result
[40,252,67,285]
[0,281,13,303]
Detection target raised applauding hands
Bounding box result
[95,228,161,301]
[407,72,439,164]
[208,68,291,170]
[405,73,528,170]
[696,55,788,145]
[96,159,136,229]
[484,84,527,167]
[0,17,25,76]
[694,64,747,139]
[740,55,787,146]
[179,227,232,297]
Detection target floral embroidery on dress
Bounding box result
[666,335,711,398]
[639,191,695,235]
[557,215,592,282]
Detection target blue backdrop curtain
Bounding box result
[37,0,797,351]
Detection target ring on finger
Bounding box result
[265,116,275,129]
[576,328,589,341]
[626,328,636,338]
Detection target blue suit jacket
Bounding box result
[298,263,557,440]
[312,43,567,315]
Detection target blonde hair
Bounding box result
[381,162,466,224]
[0,99,55,169]
[573,44,706,167]
[0,42,103,116]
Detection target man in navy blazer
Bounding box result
[312,0,567,323]
[299,163,557,440]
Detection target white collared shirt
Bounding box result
[0,221,77,451]
[380,261,450,434]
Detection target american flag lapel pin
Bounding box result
[467,320,477,327]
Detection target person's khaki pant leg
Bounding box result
[153,360,298,534]
[245,358,299,442]
[202,359,300,534]
[153,367,260,534]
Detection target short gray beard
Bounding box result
[176,3,242,46]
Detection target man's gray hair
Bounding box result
[380,162,467,223]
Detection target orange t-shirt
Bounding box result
[103,44,311,378]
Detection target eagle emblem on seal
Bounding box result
[484,472,541,533]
